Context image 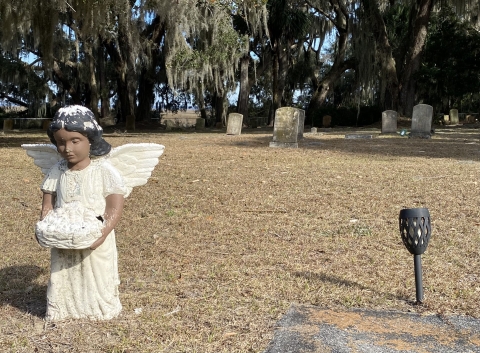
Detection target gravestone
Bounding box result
[465,114,476,124]
[443,114,449,124]
[165,120,177,131]
[381,110,397,134]
[322,115,332,128]
[297,109,305,140]
[249,117,259,128]
[410,104,433,139]
[3,119,13,131]
[226,113,243,135]
[269,107,299,148]
[42,119,52,130]
[450,109,459,124]
[311,127,317,133]
[195,118,205,130]
[345,134,375,139]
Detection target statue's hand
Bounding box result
[90,235,107,250]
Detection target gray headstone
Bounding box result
[322,115,332,128]
[3,119,13,131]
[381,110,397,134]
[165,119,177,131]
[450,109,459,124]
[195,118,205,130]
[269,107,299,148]
[226,113,243,135]
[466,114,476,123]
[311,127,317,134]
[297,109,305,140]
[410,104,433,139]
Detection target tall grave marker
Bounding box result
[410,104,433,139]
[269,107,299,148]
[226,113,243,135]
[381,110,398,134]
[449,109,459,124]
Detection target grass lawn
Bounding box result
[1,125,480,352]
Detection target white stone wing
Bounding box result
[107,143,165,197]
[21,144,62,175]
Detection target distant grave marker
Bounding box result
[410,104,433,139]
[345,134,375,139]
[450,109,459,124]
[322,115,332,128]
[195,118,205,130]
[3,119,13,131]
[269,107,299,148]
[465,114,476,124]
[381,110,397,134]
[226,113,243,135]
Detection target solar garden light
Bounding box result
[398,208,432,304]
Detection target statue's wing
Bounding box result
[107,143,165,197]
[21,144,62,175]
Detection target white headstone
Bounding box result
[410,104,433,139]
[269,107,299,148]
[381,110,397,134]
[449,109,459,124]
[226,113,243,135]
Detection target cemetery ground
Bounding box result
[1,125,480,352]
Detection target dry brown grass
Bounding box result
[1,126,480,352]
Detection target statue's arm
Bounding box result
[40,192,55,220]
[89,194,124,250]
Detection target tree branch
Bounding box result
[0,93,29,107]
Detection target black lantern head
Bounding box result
[399,208,431,255]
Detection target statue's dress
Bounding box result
[41,158,127,321]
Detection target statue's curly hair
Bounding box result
[47,105,111,156]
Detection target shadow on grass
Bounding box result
[0,265,47,318]
[293,271,409,304]
[214,129,480,162]
[0,134,50,148]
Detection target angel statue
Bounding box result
[22,105,165,321]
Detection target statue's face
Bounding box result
[53,128,91,170]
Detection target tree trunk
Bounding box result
[237,54,250,125]
[362,0,399,111]
[269,40,288,126]
[305,0,350,124]
[137,67,155,121]
[215,93,225,126]
[52,61,82,104]
[97,44,110,119]
[84,40,99,120]
[196,85,208,121]
[399,0,434,116]
[306,58,355,125]
[102,7,137,131]
[137,16,166,121]
[103,34,136,130]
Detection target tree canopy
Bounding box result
[1,0,480,128]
